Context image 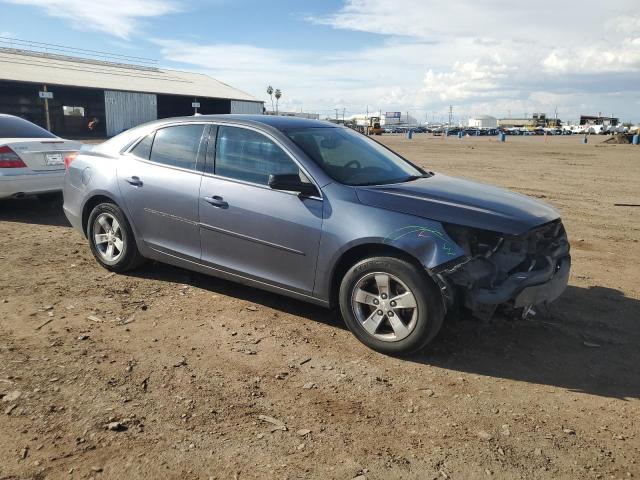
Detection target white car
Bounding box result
[0,114,82,199]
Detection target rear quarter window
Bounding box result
[130,133,154,160]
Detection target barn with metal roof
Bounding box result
[0,41,263,137]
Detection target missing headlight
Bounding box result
[442,223,504,257]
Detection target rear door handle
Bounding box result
[125,176,143,187]
[203,195,229,208]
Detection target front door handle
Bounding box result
[203,195,229,208]
[125,176,143,187]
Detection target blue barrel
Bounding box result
[458,131,464,139]
[406,129,413,140]
[499,132,506,142]
[633,134,639,145]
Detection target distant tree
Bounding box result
[267,86,274,113]
[275,89,282,114]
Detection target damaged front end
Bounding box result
[433,220,571,320]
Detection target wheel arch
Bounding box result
[328,242,433,309]
[81,193,134,240]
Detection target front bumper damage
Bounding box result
[434,220,570,320]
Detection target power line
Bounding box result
[0,36,157,66]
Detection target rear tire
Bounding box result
[87,202,144,272]
[339,256,444,355]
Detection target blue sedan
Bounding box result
[63,115,570,354]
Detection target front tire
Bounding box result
[339,256,444,354]
[87,202,143,272]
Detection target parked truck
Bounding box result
[354,116,383,135]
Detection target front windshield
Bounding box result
[285,127,423,186]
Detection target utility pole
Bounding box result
[448,105,453,127]
[365,105,369,135]
[334,108,339,121]
[342,108,345,123]
[43,84,51,131]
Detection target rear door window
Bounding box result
[214,126,299,185]
[149,124,205,171]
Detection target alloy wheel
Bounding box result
[351,272,419,342]
[93,212,124,262]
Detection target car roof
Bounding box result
[167,114,337,131]
[93,115,339,155]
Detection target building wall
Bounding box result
[579,116,619,126]
[498,118,536,128]
[0,80,107,137]
[269,111,319,119]
[348,113,415,126]
[2,79,262,137]
[0,81,47,129]
[157,95,230,118]
[105,90,157,137]
[230,100,263,114]
[468,117,498,128]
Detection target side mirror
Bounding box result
[268,174,319,197]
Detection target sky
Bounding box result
[1,0,639,123]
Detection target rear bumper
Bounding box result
[62,181,86,235]
[63,204,84,234]
[0,170,64,198]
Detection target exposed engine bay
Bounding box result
[435,220,571,320]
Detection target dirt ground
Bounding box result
[1,135,638,480]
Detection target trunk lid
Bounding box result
[3,138,83,171]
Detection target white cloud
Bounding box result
[543,42,640,74]
[605,14,640,35]
[422,60,511,101]
[154,38,461,114]
[156,23,640,121]
[5,0,180,38]
[162,1,640,121]
[312,0,628,45]
[12,0,639,120]
[306,1,640,120]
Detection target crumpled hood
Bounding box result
[355,173,560,235]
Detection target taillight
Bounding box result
[64,152,78,170]
[0,146,27,168]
